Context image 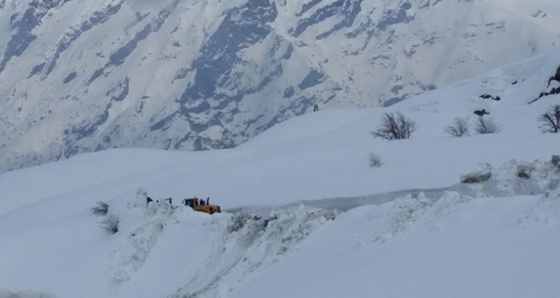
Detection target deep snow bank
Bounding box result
[228,158,560,298]
[121,156,560,297]
[104,194,338,298]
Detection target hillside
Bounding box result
[1,0,560,172]
[1,47,560,297]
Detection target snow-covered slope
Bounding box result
[1,46,560,297]
[230,190,560,298]
[1,0,560,172]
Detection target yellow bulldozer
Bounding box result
[182,197,221,214]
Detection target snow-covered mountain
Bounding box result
[1,42,560,298]
[0,0,559,172]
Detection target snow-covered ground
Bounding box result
[2,0,560,172]
[1,49,560,297]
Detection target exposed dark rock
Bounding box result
[473,109,490,116]
[28,62,45,78]
[63,71,77,84]
[0,0,72,73]
[88,2,177,85]
[150,113,177,132]
[299,0,322,16]
[516,163,533,179]
[377,1,414,31]
[532,66,560,103]
[461,164,492,183]
[247,64,284,94]
[547,66,560,87]
[88,68,105,84]
[292,0,344,37]
[517,171,530,179]
[298,69,325,90]
[421,84,436,91]
[383,95,408,107]
[316,0,363,40]
[530,86,560,104]
[177,0,278,111]
[39,3,122,78]
[552,155,560,169]
[106,77,130,102]
[283,86,295,98]
[65,106,110,142]
[479,94,501,101]
[282,43,294,59]
[112,5,175,67]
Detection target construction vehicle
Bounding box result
[182,197,221,214]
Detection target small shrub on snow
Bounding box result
[100,213,121,234]
[475,116,500,134]
[538,105,560,133]
[91,201,109,216]
[371,112,417,140]
[368,152,383,168]
[443,117,469,137]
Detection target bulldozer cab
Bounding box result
[182,197,221,214]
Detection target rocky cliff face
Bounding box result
[0,0,559,171]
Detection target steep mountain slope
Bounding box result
[1,45,560,298]
[1,0,560,172]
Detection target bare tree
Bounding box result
[100,213,121,234]
[368,152,383,168]
[91,201,109,216]
[371,112,417,140]
[539,105,560,133]
[475,116,500,134]
[444,117,470,137]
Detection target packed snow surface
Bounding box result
[1,48,560,297]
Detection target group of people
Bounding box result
[188,196,210,205]
[181,196,211,208]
